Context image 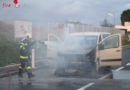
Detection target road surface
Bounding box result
[0,46,130,90]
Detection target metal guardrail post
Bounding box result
[32,49,35,68]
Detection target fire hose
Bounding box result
[6,69,18,90]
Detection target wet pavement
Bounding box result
[0,46,130,90]
[0,68,109,90]
[1,68,130,90]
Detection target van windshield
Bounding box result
[63,35,98,49]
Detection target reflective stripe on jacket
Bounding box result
[20,56,28,59]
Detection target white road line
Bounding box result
[77,82,95,90]
[115,66,124,71]
[126,63,130,66]
[99,73,111,80]
[77,65,126,90]
[77,61,130,90]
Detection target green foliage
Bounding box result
[0,41,20,67]
[122,34,130,45]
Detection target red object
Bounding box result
[6,69,18,90]
[13,0,18,5]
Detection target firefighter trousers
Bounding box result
[18,58,33,78]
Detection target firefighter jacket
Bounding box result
[19,38,32,59]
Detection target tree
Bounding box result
[100,19,113,27]
[121,9,130,25]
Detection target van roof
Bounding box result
[69,32,110,36]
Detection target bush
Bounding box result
[122,34,130,46]
[0,41,20,67]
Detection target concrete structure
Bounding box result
[0,21,125,41]
[14,21,32,40]
[32,22,125,41]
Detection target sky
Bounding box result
[0,0,130,26]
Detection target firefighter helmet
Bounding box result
[26,33,32,39]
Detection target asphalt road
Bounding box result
[0,46,130,90]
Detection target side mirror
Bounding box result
[98,43,104,50]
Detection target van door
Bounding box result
[98,34,122,66]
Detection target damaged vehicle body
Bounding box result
[45,32,122,75]
[56,32,100,75]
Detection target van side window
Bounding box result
[103,34,110,39]
[103,35,119,49]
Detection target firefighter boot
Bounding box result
[18,69,23,78]
[27,70,35,79]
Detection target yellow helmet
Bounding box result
[26,33,32,39]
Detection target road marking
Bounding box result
[115,66,124,71]
[126,63,130,66]
[78,65,126,90]
[77,82,95,90]
[77,73,112,90]
[99,73,111,80]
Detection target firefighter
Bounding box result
[18,33,34,79]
